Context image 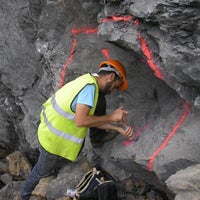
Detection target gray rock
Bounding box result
[174,192,200,200]
[0,173,12,185]
[166,164,200,200]
[166,164,200,192]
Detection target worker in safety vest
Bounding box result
[20,60,134,200]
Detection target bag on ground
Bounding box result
[73,167,123,200]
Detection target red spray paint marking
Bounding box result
[138,33,163,80]
[124,123,150,147]
[59,39,77,88]
[134,19,139,27]
[101,49,111,60]
[133,19,191,170]
[101,16,133,23]
[148,101,191,171]
[101,16,191,172]
[71,26,98,35]
[134,18,163,78]
[59,26,97,88]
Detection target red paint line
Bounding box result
[138,33,163,80]
[59,39,77,88]
[71,26,85,35]
[148,101,191,171]
[101,16,133,23]
[84,28,98,34]
[71,26,98,35]
[134,19,140,27]
[134,18,163,80]
[101,49,111,60]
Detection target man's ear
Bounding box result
[108,73,115,81]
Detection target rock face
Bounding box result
[0,0,200,199]
[166,164,200,200]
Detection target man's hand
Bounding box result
[110,106,128,124]
[118,126,134,139]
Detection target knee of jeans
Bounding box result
[33,164,52,179]
[38,168,52,178]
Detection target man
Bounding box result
[20,59,133,200]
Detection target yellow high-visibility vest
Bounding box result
[38,73,99,161]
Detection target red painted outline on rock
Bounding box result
[101,16,133,23]
[59,26,98,88]
[148,101,191,171]
[101,16,191,172]
[101,49,111,60]
[71,26,98,35]
[59,39,77,88]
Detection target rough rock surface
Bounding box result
[166,164,200,200]
[0,0,200,199]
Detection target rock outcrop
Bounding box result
[0,0,199,199]
[166,164,200,200]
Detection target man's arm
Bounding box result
[96,123,134,139]
[75,104,128,128]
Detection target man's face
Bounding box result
[101,79,122,95]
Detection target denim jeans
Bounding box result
[20,145,66,200]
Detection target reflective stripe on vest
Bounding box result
[42,106,84,144]
[51,94,75,120]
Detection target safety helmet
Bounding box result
[99,60,128,91]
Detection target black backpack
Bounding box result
[74,167,126,200]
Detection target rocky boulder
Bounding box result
[166,164,200,200]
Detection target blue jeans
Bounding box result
[20,145,68,200]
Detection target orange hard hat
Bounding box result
[99,60,128,91]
